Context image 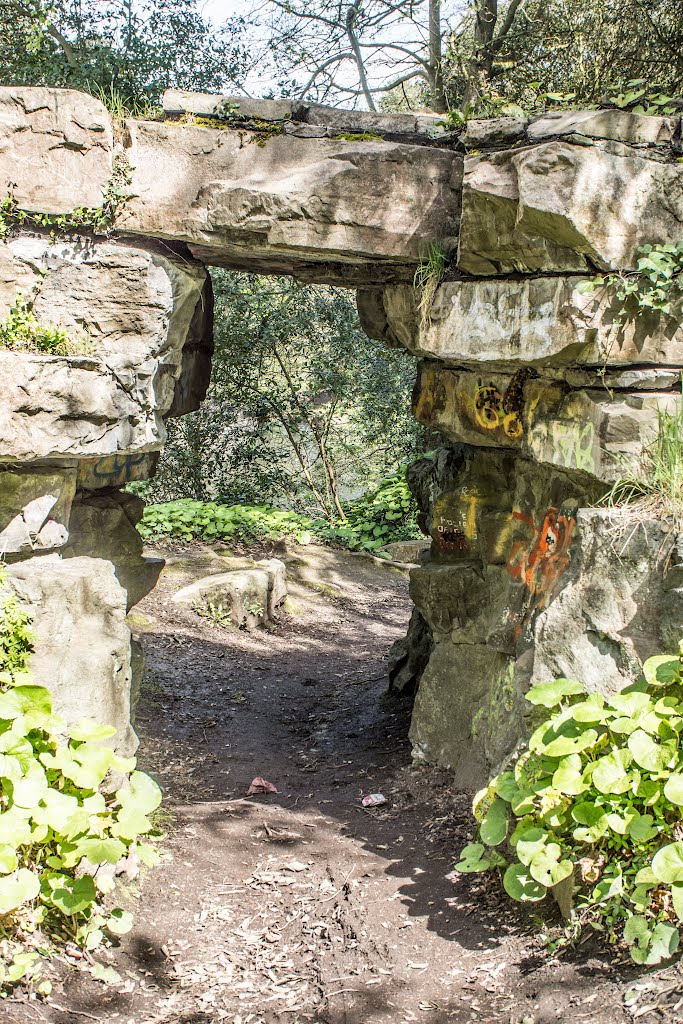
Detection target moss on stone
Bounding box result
[334,132,383,142]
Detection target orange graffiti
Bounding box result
[507,507,575,635]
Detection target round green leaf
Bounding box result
[627,813,658,843]
[493,771,518,802]
[454,843,491,874]
[592,749,633,795]
[525,679,584,708]
[116,770,162,815]
[479,797,509,847]
[69,719,117,743]
[628,730,676,773]
[653,842,683,884]
[107,908,133,935]
[552,754,587,796]
[503,863,547,902]
[529,844,573,888]
[664,774,683,806]
[515,828,547,866]
[0,868,40,914]
[0,846,17,875]
[50,875,97,916]
[643,655,681,688]
[73,836,126,865]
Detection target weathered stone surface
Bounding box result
[406,448,674,785]
[64,490,163,611]
[383,539,430,563]
[121,119,462,283]
[5,556,137,755]
[461,116,528,150]
[527,109,677,147]
[0,87,114,213]
[163,89,294,122]
[387,607,433,695]
[161,89,452,145]
[0,236,209,462]
[458,142,683,275]
[0,467,75,558]
[166,270,214,417]
[172,559,287,629]
[413,362,679,482]
[383,277,683,369]
[75,452,160,490]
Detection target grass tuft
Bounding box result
[413,242,448,331]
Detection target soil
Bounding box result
[4,543,664,1024]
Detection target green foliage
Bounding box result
[146,272,422,517]
[455,643,683,965]
[605,79,681,115]
[413,242,449,330]
[0,573,161,991]
[443,2,683,115]
[318,469,422,553]
[1,0,248,113]
[577,243,683,322]
[139,501,317,545]
[138,468,421,555]
[0,295,91,357]
[93,83,161,127]
[0,155,133,240]
[0,585,33,681]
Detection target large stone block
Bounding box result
[63,490,163,611]
[406,449,675,785]
[527,109,678,147]
[0,87,114,213]
[0,236,209,462]
[383,277,683,370]
[172,559,287,629]
[458,141,683,275]
[120,119,462,284]
[5,556,138,756]
[0,467,75,558]
[413,362,679,482]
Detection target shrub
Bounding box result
[455,643,683,965]
[0,574,161,992]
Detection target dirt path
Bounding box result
[6,544,640,1024]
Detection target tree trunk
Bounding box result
[463,0,498,108]
[428,0,447,112]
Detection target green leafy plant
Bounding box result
[455,643,683,965]
[137,468,421,556]
[0,573,162,992]
[193,598,234,628]
[318,469,422,553]
[0,294,91,356]
[413,242,449,330]
[577,242,683,323]
[605,79,681,115]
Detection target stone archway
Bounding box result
[1,85,683,784]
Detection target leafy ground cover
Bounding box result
[0,575,162,994]
[137,467,422,555]
[457,644,683,966]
